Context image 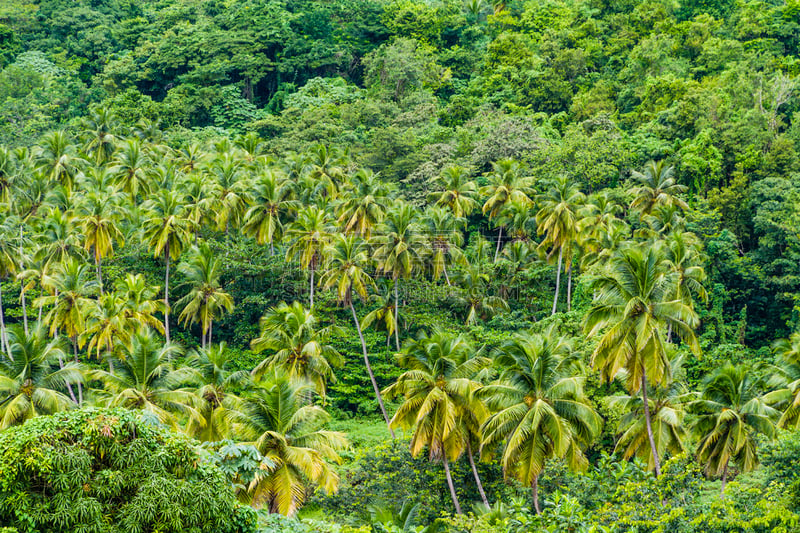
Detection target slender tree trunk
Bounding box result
[721,459,729,497]
[164,243,171,343]
[494,226,503,263]
[349,296,394,438]
[58,352,78,404]
[443,264,451,286]
[467,440,489,506]
[96,253,103,295]
[641,370,661,477]
[19,226,27,335]
[0,280,10,360]
[667,323,673,343]
[37,290,43,324]
[566,264,573,312]
[73,336,83,405]
[393,279,400,351]
[201,325,206,349]
[208,319,213,346]
[309,268,315,308]
[442,454,463,514]
[551,247,563,315]
[532,474,541,514]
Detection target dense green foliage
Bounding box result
[1,0,800,531]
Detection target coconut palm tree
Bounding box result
[423,206,466,286]
[141,188,192,343]
[607,354,692,472]
[336,169,393,237]
[307,144,346,199]
[691,364,777,495]
[185,343,250,442]
[250,301,342,399]
[35,131,78,193]
[630,160,688,216]
[113,138,151,201]
[176,242,234,348]
[536,176,585,314]
[0,215,19,358]
[320,233,394,436]
[383,330,491,514]
[81,107,118,165]
[451,264,509,325]
[429,165,479,219]
[361,279,399,348]
[91,329,200,428]
[584,242,700,477]
[207,153,250,236]
[0,324,83,428]
[480,328,601,513]
[285,206,334,308]
[242,169,296,255]
[372,203,427,350]
[767,332,800,428]
[116,273,166,334]
[480,159,534,262]
[236,374,348,515]
[36,208,87,270]
[77,190,125,294]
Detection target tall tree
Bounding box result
[320,234,394,436]
[383,330,491,514]
[480,159,533,262]
[430,165,479,218]
[0,215,19,358]
[536,176,585,314]
[242,170,296,255]
[176,242,234,348]
[423,206,465,286]
[691,364,777,495]
[336,169,393,237]
[285,206,334,308]
[77,191,125,294]
[630,160,688,216]
[236,375,348,516]
[584,242,700,477]
[480,328,601,513]
[141,189,192,343]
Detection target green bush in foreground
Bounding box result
[0,408,256,533]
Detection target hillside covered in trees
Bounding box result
[0,0,800,531]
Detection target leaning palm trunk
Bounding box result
[721,459,729,496]
[394,279,400,351]
[164,242,171,343]
[641,370,661,477]
[349,294,394,438]
[566,264,573,312]
[442,454,462,514]
[95,254,103,295]
[494,226,503,263]
[72,336,83,405]
[467,440,488,506]
[551,247,563,315]
[532,474,541,514]
[0,280,10,359]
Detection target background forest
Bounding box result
[0,0,800,532]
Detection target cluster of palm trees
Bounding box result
[1,117,800,518]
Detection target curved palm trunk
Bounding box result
[57,352,78,404]
[720,459,729,497]
[551,247,563,315]
[95,253,103,295]
[19,227,27,335]
[0,280,10,359]
[641,370,661,477]
[442,454,462,514]
[494,226,503,263]
[532,473,541,514]
[467,440,489,506]
[72,336,83,405]
[566,263,573,312]
[443,264,451,286]
[349,295,394,438]
[164,243,171,343]
[393,279,400,351]
[309,268,315,308]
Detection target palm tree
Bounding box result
[242,170,296,255]
[452,264,509,325]
[176,242,234,348]
[207,153,250,236]
[285,206,334,307]
[36,131,78,193]
[320,233,394,436]
[0,324,83,428]
[630,160,688,216]
[361,279,399,347]
[113,138,151,200]
[91,329,200,428]
[250,301,342,399]
[584,242,700,477]
[336,169,393,237]
[480,328,601,514]
[577,191,627,271]
[81,107,118,165]
[83,292,134,363]
[236,374,348,515]
[307,144,346,199]
[607,354,691,472]
[767,332,800,428]
[141,188,192,343]
[429,165,479,218]
[691,364,777,495]
[423,206,465,286]
[185,343,250,442]
[372,204,427,350]
[116,273,166,334]
[480,159,533,262]
[0,215,19,358]
[36,208,87,270]
[383,330,491,514]
[77,190,125,293]
[536,176,585,314]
